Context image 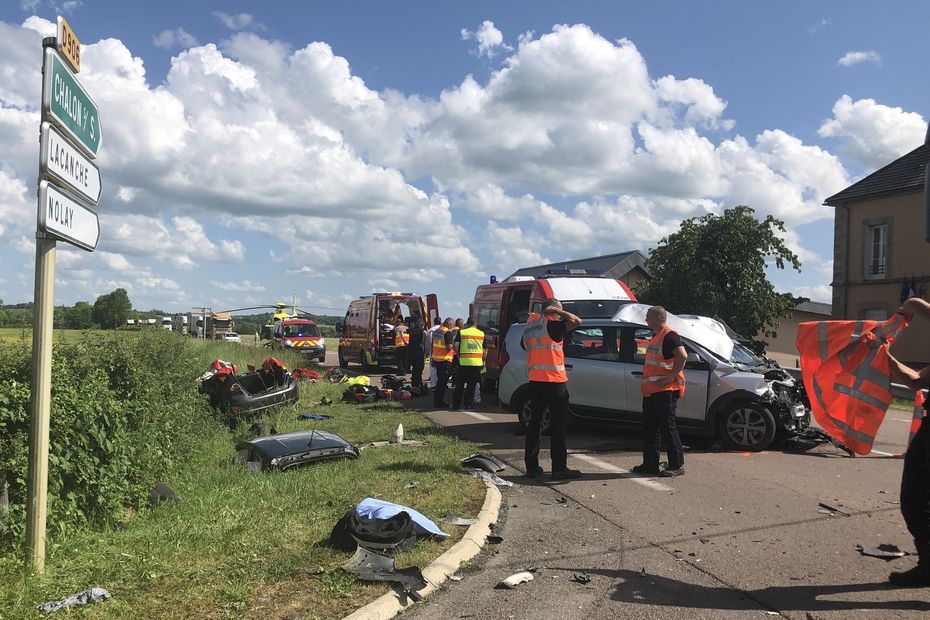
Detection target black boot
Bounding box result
[889,565,930,587]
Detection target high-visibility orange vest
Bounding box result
[431,326,454,362]
[457,326,484,367]
[522,312,567,383]
[797,314,907,455]
[394,326,409,347]
[640,326,685,397]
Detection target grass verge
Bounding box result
[0,346,485,619]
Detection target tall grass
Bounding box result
[0,334,485,619]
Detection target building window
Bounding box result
[863,308,888,322]
[865,224,887,279]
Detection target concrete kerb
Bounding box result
[341,478,502,620]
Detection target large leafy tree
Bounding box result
[635,205,805,345]
[92,289,132,329]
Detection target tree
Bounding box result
[62,301,94,329]
[92,289,132,329]
[635,205,805,345]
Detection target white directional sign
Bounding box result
[40,122,101,205]
[38,181,100,252]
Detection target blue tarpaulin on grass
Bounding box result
[356,497,449,538]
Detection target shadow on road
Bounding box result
[581,568,930,612]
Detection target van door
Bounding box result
[426,293,439,326]
[563,326,626,420]
[504,287,532,330]
[619,326,710,430]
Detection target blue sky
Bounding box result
[1,1,928,319]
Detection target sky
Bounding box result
[1,1,929,319]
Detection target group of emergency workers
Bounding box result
[387,310,487,410]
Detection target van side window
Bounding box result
[477,304,501,334]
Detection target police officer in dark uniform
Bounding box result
[887,296,930,587]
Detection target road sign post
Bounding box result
[27,24,102,573]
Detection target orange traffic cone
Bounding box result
[895,390,926,458]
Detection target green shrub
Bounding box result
[0,330,220,549]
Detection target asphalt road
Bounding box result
[333,360,930,619]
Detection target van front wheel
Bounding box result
[720,402,776,451]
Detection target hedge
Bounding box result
[0,330,219,549]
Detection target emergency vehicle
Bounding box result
[470,271,637,387]
[338,292,439,369]
[272,318,326,362]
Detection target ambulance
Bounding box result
[470,271,637,388]
[338,292,439,369]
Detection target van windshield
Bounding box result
[283,323,320,338]
[559,300,631,319]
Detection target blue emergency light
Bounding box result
[490,275,497,284]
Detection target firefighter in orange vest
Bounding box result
[886,297,930,587]
[632,306,687,478]
[522,298,583,480]
[431,317,456,409]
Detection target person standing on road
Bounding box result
[431,318,456,408]
[408,318,426,389]
[452,317,485,410]
[426,317,442,390]
[523,298,583,480]
[632,306,687,478]
[886,297,930,587]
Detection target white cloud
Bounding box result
[136,276,180,291]
[212,280,266,292]
[837,51,881,67]
[213,11,254,30]
[818,95,926,170]
[97,251,135,272]
[153,27,199,50]
[791,284,832,303]
[461,20,511,58]
[808,19,830,34]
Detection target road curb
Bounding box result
[341,477,502,620]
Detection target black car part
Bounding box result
[341,546,426,600]
[235,430,360,471]
[461,453,506,473]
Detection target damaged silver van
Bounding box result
[497,303,810,451]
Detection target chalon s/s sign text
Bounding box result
[42,48,100,158]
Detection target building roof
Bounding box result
[507,250,650,280]
[824,143,930,206]
[795,301,831,316]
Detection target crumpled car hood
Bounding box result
[612,303,735,361]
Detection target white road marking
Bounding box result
[462,411,492,422]
[869,449,896,457]
[572,453,673,491]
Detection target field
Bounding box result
[0,335,485,619]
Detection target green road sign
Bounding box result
[42,48,101,158]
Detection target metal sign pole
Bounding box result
[25,37,59,574]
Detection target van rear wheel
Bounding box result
[720,402,776,451]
